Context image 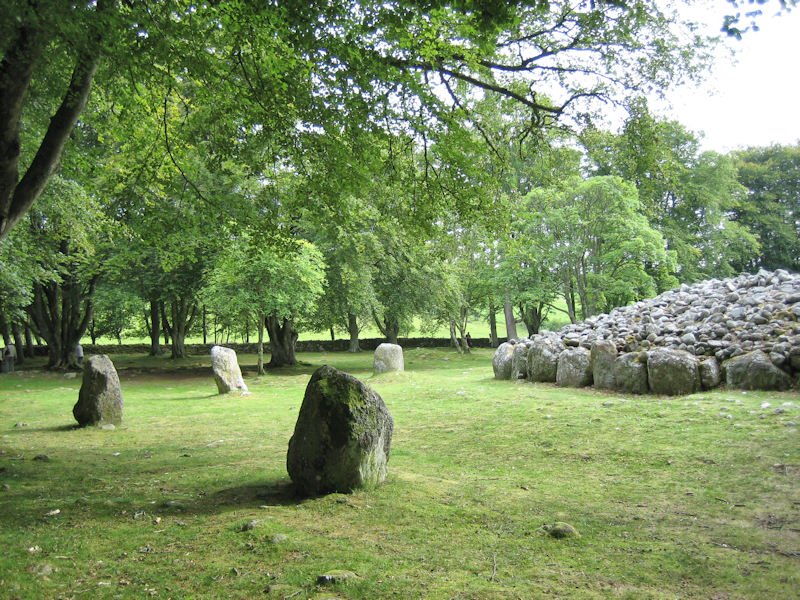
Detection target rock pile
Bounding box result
[494,269,800,394]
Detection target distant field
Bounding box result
[1,349,798,599]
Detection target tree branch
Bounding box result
[1,0,115,240]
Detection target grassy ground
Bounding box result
[0,348,798,599]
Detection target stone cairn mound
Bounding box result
[493,269,800,394]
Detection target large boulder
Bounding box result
[492,342,515,380]
[591,339,617,390]
[210,345,248,394]
[510,342,531,380]
[527,335,566,383]
[287,366,394,496]
[724,350,792,391]
[699,357,721,390]
[556,347,592,387]
[73,355,123,427]
[647,348,700,396]
[613,352,649,394]
[373,343,404,374]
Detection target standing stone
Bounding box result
[647,348,700,396]
[724,350,792,391]
[492,342,515,379]
[591,340,617,390]
[556,347,593,387]
[73,355,123,427]
[613,353,649,394]
[287,366,393,496]
[528,336,566,383]
[373,343,404,374]
[210,345,248,394]
[510,342,530,380]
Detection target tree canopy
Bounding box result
[1,0,713,240]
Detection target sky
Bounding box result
[654,5,800,153]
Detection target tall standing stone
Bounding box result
[374,343,404,374]
[287,366,394,496]
[73,355,123,427]
[210,345,248,394]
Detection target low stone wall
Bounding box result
[70,336,499,357]
[494,269,800,394]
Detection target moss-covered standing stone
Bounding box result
[73,355,123,427]
[287,365,393,496]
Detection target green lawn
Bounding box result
[1,348,798,599]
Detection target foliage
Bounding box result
[583,104,759,283]
[523,176,673,319]
[732,143,800,272]
[2,0,715,240]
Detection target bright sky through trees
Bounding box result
[658,5,800,152]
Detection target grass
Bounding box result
[0,348,798,599]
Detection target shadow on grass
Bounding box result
[202,480,301,509]
[7,423,80,434]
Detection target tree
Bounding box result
[22,176,107,368]
[583,104,759,283]
[732,144,800,272]
[89,284,140,345]
[2,1,714,240]
[205,236,325,371]
[523,176,673,320]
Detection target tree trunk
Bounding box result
[163,296,196,359]
[257,312,265,375]
[520,302,546,337]
[148,298,162,355]
[27,271,95,369]
[449,321,463,354]
[89,318,97,344]
[11,322,25,366]
[488,305,499,347]
[575,263,593,320]
[202,305,207,344]
[160,301,171,345]
[265,315,297,367]
[373,310,399,345]
[347,312,361,353]
[503,296,518,340]
[563,279,577,324]
[0,311,11,344]
[0,0,112,241]
[24,321,35,357]
[456,306,470,354]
